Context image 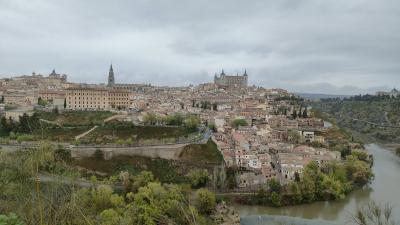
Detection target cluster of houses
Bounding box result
[0,66,342,189]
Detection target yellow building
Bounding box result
[66,87,132,110]
[38,90,66,102]
[109,89,132,109]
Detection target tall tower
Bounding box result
[108,64,115,86]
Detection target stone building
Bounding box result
[65,86,132,110]
[108,89,132,109]
[214,69,248,88]
[66,87,109,110]
[38,90,65,102]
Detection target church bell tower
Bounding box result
[108,64,115,86]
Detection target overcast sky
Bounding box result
[0,0,399,94]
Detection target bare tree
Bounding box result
[351,201,399,225]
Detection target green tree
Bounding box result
[300,172,316,203]
[63,98,67,109]
[268,178,281,193]
[255,188,269,205]
[132,182,205,225]
[187,169,209,188]
[231,118,248,128]
[37,97,47,106]
[143,113,157,125]
[195,188,216,215]
[351,150,369,162]
[289,182,302,204]
[184,115,200,132]
[100,209,121,225]
[269,192,281,207]
[345,155,373,186]
[321,175,345,200]
[303,106,308,118]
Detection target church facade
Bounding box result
[214,70,248,88]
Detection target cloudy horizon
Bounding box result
[1,0,399,95]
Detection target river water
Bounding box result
[237,144,400,225]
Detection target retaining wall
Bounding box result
[70,143,189,160]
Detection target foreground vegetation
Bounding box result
[0,144,230,225]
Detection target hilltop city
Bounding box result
[0,65,362,186]
[0,64,381,224]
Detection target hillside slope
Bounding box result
[312,97,400,143]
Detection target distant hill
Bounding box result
[296,93,350,100]
[312,97,400,143]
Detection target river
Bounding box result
[237,144,400,225]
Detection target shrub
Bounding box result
[231,119,248,128]
[0,213,24,225]
[187,169,209,188]
[16,134,35,143]
[195,188,216,215]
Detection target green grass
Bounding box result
[179,139,223,165]
[32,127,89,142]
[81,125,192,144]
[36,111,114,126]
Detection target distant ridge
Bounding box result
[296,93,351,100]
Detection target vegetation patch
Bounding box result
[35,110,114,126]
[70,155,188,184]
[32,127,89,142]
[81,124,192,144]
[179,139,223,165]
[312,96,400,143]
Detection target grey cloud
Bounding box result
[0,0,399,94]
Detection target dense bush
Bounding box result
[187,169,209,188]
[231,119,248,128]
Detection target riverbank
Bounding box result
[236,144,400,225]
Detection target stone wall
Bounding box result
[70,143,189,160]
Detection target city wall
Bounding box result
[70,143,189,160]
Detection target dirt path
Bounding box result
[75,125,98,140]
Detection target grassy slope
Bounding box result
[81,125,191,144]
[179,139,223,165]
[36,111,114,126]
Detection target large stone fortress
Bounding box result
[214,69,248,88]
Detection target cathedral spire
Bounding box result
[108,63,115,86]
